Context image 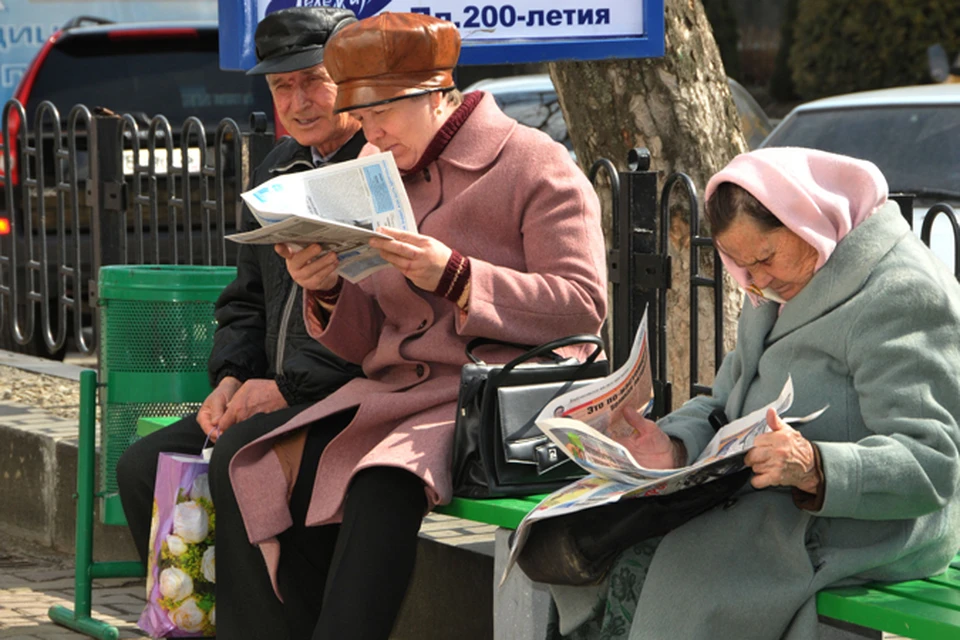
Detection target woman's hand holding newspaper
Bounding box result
[620,410,686,469]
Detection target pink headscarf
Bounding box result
[704,147,889,305]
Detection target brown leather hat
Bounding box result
[324,12,461,113]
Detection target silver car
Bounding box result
[761,84,960,272]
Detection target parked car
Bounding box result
[0,16,274,357]
[760,83,960,271]
[1,16,273,189]
[464,74,773,153]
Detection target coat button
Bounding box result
[415,364,425,377]
[417,319,427,330]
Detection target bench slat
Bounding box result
[872,571,960,612]
[817,584,960,639]
[435,495,548,530]
[928,572,960,590]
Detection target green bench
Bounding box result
[438,495,960,640]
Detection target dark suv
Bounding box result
[0,17,274,356]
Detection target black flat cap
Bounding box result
[247,7,357,76]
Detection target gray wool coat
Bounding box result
[598,202,960,640]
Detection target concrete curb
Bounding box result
[0,348,93,381]
[0,400,138,562]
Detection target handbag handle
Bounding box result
[501,333,604,372]
[465,334,604,367]
[488,334,605,382]
[465,337,565,365]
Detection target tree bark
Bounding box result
[550,0,746,408]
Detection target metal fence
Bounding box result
[0,99,273,358]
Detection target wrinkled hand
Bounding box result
[212,379,288,439]
[197,376,242,439]
[367,228,452,292]
[275,243,340,291]
[617,409,683,470]
[745,408,821,493]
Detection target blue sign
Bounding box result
[0,1,217,106]
[219,0,664,71]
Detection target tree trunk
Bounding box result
[550,0,746,409]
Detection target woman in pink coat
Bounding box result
[225,12,607,639]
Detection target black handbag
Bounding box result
[451,334,609,498]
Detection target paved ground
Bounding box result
[0,541,145,639]
[0,513,494,639]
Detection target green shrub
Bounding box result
[703,0,741,82]
[769,0,799,101]
[790,0,960,100]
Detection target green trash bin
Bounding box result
[98,264,236,525]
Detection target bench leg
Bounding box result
[48,371,144,640]
[493,528,552,640]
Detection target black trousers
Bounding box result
[116,407,427,640]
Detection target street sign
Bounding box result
[219,0,664,71]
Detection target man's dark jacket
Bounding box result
[208,132,366,404]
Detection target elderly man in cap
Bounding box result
[116,7,365,637]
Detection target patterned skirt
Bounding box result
[547,537,662,640]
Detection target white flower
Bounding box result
[173,501,209,543]
[191,473,212,503]
[209,605,215,627]
[165,534,187,556]
[159,567,194,601]
[201,546,216,583]
[169,597,206,633]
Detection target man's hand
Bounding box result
[618,410,684,469]
[745,408,821,493]
[276,243,340,291]
[215,379,289,437]
[367,228,452,292]
[197,376,242,439]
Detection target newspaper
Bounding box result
[500,311,827,584]
[228,151,417,283]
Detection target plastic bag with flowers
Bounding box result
[138,452,216,638]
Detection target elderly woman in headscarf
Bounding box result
[550,147,960,640]
[219,11,606,640]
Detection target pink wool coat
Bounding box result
[228,92,607,590]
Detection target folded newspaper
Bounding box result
[228,151,417,283]
[501,309,826,584]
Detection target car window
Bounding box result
[492,90,572,151]
[25,35,273,128]
[763,106,960,195]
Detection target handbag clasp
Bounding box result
[535,442,569,475]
